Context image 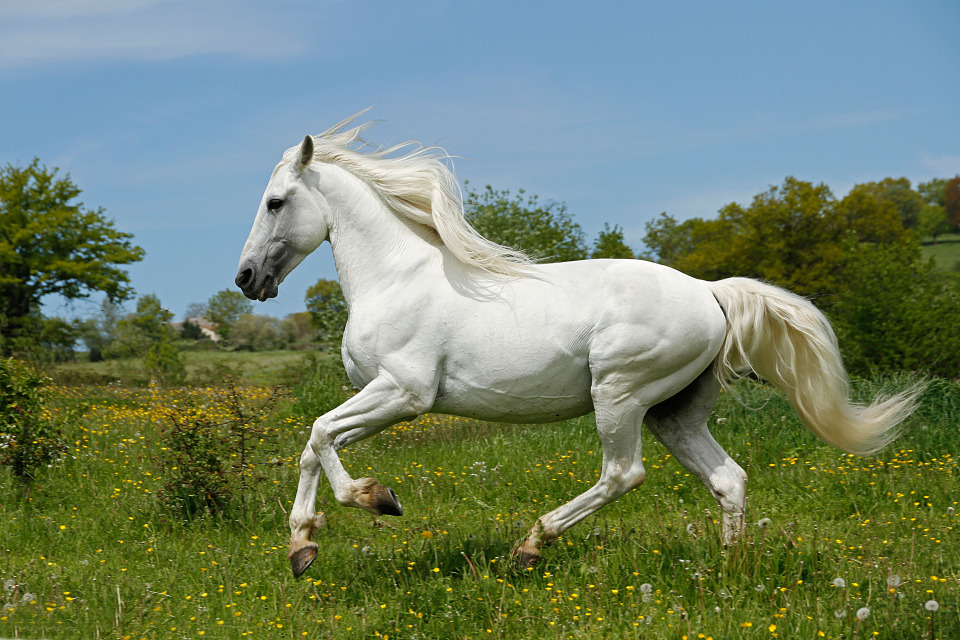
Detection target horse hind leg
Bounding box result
[514,390,649,568]
[645,369,747,545]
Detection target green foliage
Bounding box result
[278,311,318,349]
[918,203,950,242]
[288,354,351,419]
[206,289,253,340]
[918,177,948,207]
[847,177,925,229]
[465,184,588,262]
[0,358,69,489]
[0,159,144,348]
[638,176,960,376]
[945,176,960,230]
[143,337,186,385]
[830,242,960,377]
[102,294,178,362]
[305,279,347,342]
[643,177,914,300]
[155,380,283,520]
[230,314,283,351]
[590,223,635,259]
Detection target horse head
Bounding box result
[236,135,330,301]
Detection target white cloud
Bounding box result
[0,0,307,68]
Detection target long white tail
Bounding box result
[708,277,923,456]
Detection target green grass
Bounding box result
[52,349,335,388]
[0,369,957,639]
[922,236,960,272]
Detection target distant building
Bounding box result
[172,317,222,342]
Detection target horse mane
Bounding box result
[281,112,536,277]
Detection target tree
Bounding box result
[184,302,208,320]
[640,177,913,301]
[305,279,347,342]
[590,223,635,259]
[280,312,318,348]
[830,240,960,377]
[917,203,950,243]
[230,314,282,351]
[0,159,145,348]
[944,176,960,231]
[103,293,175,359]
[464,185,588,262]
[207,289,253,340]
[846,178,924,230]
[918,178,948,207]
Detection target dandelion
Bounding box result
[832,577,846,588]
[925,600,939,612]
[686,523,699,537]
[755,584,765,592]
[886,575,901,588]
[834,609,846,619]
[21,592,34,603]
[856,607,870,620]
[3,579,14,594]
[639,583,653,594]
[757,518,772,528]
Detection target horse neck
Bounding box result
[321,166,439,306]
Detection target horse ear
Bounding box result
[298,135,314,169]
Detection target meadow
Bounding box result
[0,356,957,640]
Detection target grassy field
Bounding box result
[0,356,957,639]
[922,236,960,272]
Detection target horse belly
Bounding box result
[431,338,594,423]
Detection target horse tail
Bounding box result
[708,277,923,456]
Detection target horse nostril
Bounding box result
[235,268,253,288]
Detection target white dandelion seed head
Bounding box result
[886,574,901,588]
[856,607,870,620]
[3,579,14,594]
[925,600,940,612]
[834,609,846,619]
[755,584,765,592]
[639,583,653,594]
[21,592,34,603]
[832,577,846,588]
[757,518,772,528]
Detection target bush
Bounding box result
[153,379,283,521]
[0,358,70,489]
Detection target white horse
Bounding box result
[236,114,921,578]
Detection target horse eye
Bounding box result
[267,198,284,212]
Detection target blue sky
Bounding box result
[2,0,959,320]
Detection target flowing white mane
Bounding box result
[281,113,535,277]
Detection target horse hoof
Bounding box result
[372,485,403,516]
[513,547,540,570]
[290,544,318,578]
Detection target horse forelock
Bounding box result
[273,112,535,277]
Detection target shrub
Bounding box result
[0,358,69,489]
[154,379,283,520]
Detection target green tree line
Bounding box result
[3,156,959,378]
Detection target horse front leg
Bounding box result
[288,372,433,577]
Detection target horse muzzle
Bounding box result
[235,266,279,301]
